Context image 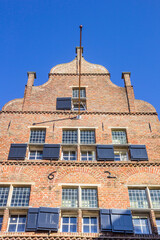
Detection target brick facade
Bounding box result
[0,47,160,239]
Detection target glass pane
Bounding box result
[0,216,3,224]
[10,216,18,223]
[62,217,69,224]
[62,188,78,207]
[37,151,43,160]
[112,130,127,144]
[91,225,97,233]
[29,151,36,159]
[0,187,9,206]
[62,225,69,232]
[17,224,25,232]
[11,187,30,207]
[150,190,160,208]
[83,217,89,224]
[18,216,26,224]
[83,225,89,233]
[62,130,78,144]
[81,189,98,208]
[70,225,77,232]
[91,217,97,224]
[70,217,77,224]
[8,224,16,232]
[80,131,95,144]
[128,189,148,208]
[29,130,46,143]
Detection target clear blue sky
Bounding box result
[0,0,160,116]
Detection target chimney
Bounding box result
[27,72,36,87]
[22,72,36,111]
[122,72,136,113]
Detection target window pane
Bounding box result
[150,190,160,208]
[156,219,160,234]
[70,217,77,224]
[70,225,77,232]
[128,189,148,208]
[81,189,98,208]
[80,131,95,144]
[81,151,95,161]
[62,130,78,144]
[91,217,97,224]
[91,225,97,233]
[73,103,86,111]
[62,217,69,224]
[83,225,89,233]
[11,187,30,207]
[62,225,69,232]
[83,217,89,224]
[17,224,25,232]
[10,215,18,223]
[62,188,78,207]
[133,217,151,234]
[114,151,128,161]
[0,216,3,230]
[112,130,127,144]
[8,224,16,232]
[19,215,26,224]
[0,187,9,207]
[63,151,76,161]
[72,88,86,98]
[29,130,46,143]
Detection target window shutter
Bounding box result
[100,209,112,231]
[26,208,39,231]
[37,207,59,231]
[111,209,133,233]
[56,98,72,110]
[97,145,114,161]
[129,145,148,161]
[8,144,27,160]
[43,144,60,160]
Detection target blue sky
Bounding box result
[0,0,160,117]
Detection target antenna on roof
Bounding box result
[78,25,83,117]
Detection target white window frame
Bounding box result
[62,186,98,209]
[80,150,95,161]
[114,149,128,161]
[72,88,86,99]
[132,215,152,235]
[112,129,127,145]
[0,185,31,207]
[61,149,77,161]
[28,150,43,160]
[62,129,96,145]
[61,216,77,233]
[128,187,160,209]
[7,214,27,232]
[82,216,99,233]
[29,129,46,144]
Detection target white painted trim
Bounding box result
[28,126,49,128]
[0,182,35,185]
[58,127,98,129]
[69,86,88,88]
[59,183,101,187]
[108,127,128,129]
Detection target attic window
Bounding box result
[72,88,86,111]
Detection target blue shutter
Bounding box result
[37,207,59,231]
[43,144,60,160]
[129,145,148,161]
[97,145,114,161]
[8,144,27,160]
[56,98,72,110]
[100,209,112,231]
[26,208,39,231]
[111,209,133,233]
